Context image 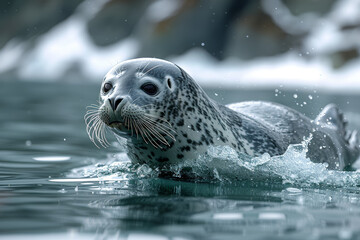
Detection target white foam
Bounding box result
[70,136,360,188]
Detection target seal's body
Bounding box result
[86,58,359,170]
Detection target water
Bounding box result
[1,81,360,240]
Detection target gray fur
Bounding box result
[96,58,359,170]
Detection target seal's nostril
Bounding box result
[114,97,123,110]
[109,97,124,111]
[109,99,115,111]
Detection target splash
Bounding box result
[74,138,360,187]
[171,137,360,186]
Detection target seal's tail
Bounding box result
[315,104,347,137]
[315,104,360,166]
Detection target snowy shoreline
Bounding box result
[172,49,360,94]
[1,0,360,94]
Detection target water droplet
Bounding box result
[201,42,205,46]
[245,35,249,38]
[74,186,79,192]
[298,53,302,57]
[293,94,298,99]
[63,138,66,141]
[25,140,32,146]
[303,102,307,105]
[308,95,313,100]
[214,93,218,96]
[297,196,305,205]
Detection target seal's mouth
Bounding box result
[108,120,132,137]
[108,121,124,128]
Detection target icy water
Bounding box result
[1,81,360,240]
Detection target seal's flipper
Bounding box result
[347,130,360,163]
[315,104,360,167]
[348,130,359,148]
[315,104,347,137]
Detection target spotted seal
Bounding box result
[85,58,359,170]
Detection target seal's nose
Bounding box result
[109,96,124,111]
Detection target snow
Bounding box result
[146,0,182,22]
[0,39,27,73]
[6,0,139,82]
[0,0,360,93]
[172,48,360,93]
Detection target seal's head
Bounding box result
[87,58,182,147]
[86,58,225,166]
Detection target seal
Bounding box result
[85,58,360,170]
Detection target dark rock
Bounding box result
[134,0,252,60]
[331,48,359,69]
[224,3,296,60]
[0,0,83,49]
[87,0,152,46]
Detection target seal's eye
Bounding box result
[103,83,112,93]
[167,78,172,89]
[141,83,158,96]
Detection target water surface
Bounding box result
[1,81,360,240]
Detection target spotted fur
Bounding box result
[92,58,359,170]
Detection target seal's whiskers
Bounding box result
[121,103,176,149]
[84,104,110,148]
[139,61,151,77]
[142,64,161,77]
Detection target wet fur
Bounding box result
[86,58,360,170]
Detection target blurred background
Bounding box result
[1,0,360,91]
[2,2,360,238]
